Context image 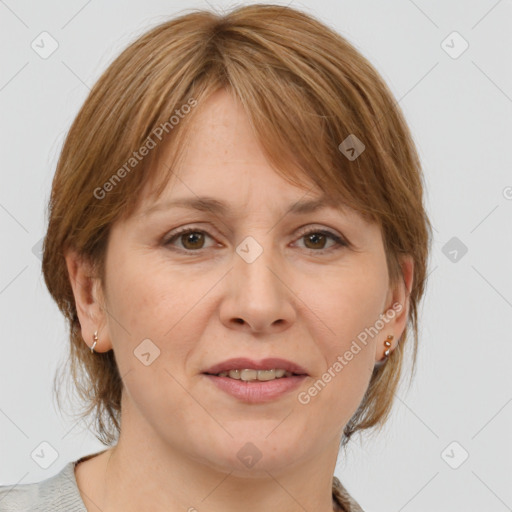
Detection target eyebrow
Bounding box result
[140,195,341,218]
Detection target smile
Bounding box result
[203,373,307,403]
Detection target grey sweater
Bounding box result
[0,459,86,512]
[0,453,364,511]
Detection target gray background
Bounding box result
[1,1,511,511]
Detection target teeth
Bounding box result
[216,369,294,381]
[240,369,258,381]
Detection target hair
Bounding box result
[43,3,432,448]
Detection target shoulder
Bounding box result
[332,475,365,512]
[0,461,86,512]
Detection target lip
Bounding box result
[204,374,307,403]
[202,357,309,376]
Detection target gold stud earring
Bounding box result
[91,330,98,353]
[383,334,393,358]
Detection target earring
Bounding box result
[374,335,394,368]
[383,334,393,358]
[91,331,98,353]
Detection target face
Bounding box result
[68,88,411,475]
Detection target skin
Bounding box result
[66,88,413,512]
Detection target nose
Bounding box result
[219,241,296,335]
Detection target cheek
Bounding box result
[301,262,388,423]
[103,251,211,375]
[318,259,389,345]
[104,248,194,333]
[102,258,207,424]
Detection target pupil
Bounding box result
[307,233,324,249]
[184,232,203,248]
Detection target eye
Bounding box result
[163,226,349,254]
[293,227,348,253]
[163,227,216,252]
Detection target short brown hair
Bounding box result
[43,3,432,446]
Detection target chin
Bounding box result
[189,432,303,476]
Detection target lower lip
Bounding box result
[203,374,307,403]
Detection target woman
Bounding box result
[0,3,431,511]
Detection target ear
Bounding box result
[377,254,414,361]
[64,249,112,353]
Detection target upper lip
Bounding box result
[203,357,309,376]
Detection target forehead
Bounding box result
[131,88,372,228]
[136,89,341,214]
[177,89,273,170]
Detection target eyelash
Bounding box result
[163,225,349,255]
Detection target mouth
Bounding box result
[201,357,309,381]
[201,357,309,403]
[203,368,305,381]
[202,372,307,403]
